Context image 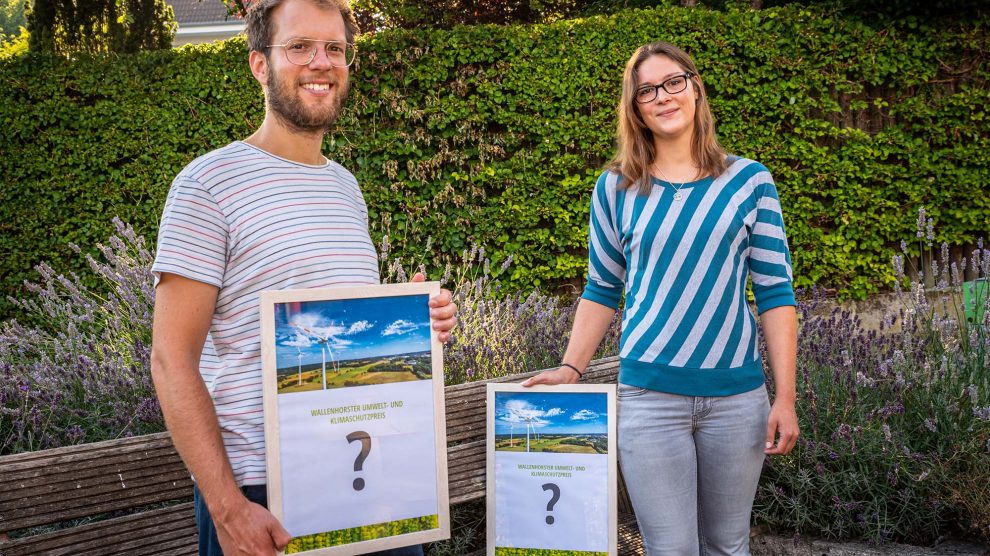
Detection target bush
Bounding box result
[754,210,990,544]
[0,218,161,453]
[1,5,989,321]
[1,222,618,454]
[380,235,622,383]
[2,213,989,544]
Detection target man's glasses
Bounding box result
[267,38,357,67]
[635,72,694,104]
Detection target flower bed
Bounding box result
[1,212,987,546]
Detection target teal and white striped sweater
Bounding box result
[582,157,795,397]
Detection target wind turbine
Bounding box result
[506,406,539,453]
[296,324,339,389]
[295,347,303,385]
[523,415,536,452]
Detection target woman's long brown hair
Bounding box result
[609,41,728,195]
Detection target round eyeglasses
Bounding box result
[267,38,357,67]
[635,72,694,104]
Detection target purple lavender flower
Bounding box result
[1,219,162,454]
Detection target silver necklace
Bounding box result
[654,166,685,201]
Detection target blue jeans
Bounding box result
[617,384,769,556]
[193,485,424,556]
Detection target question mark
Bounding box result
[542,483,560,525]
[346,431,371,491]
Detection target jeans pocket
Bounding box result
[617,383,648,398]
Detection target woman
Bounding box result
[523,41,799,555]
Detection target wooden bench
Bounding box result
[0,356,644,555]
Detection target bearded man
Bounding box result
[149,1,457,555]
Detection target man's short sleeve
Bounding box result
[152,175,229,288]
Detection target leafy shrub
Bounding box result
[0,26,27,59]
[2,5,989,321]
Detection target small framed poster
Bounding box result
[260,282,450,555]
[486,383,617,556]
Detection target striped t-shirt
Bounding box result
[152,141,380,486]
[582,157,795,397]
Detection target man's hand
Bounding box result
[214,496,292,555]
[152,274,290,554]
[764,399,799,455]
[412,272,458,343]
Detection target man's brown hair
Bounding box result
[245,0,360,52]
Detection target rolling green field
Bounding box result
[277,352,431,394]
[494,434,607,454]
[284,514,439,553]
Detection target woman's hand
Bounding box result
[764,399,799,455]
[760,305,799,455]
[521,366,582,387]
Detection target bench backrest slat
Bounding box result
[3,502,197,556]
[0,433,193,532]
[0,447,185,502]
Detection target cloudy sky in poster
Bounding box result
[274,294,431,369]
[494,391,607,435]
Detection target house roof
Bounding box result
[166,0,239,26]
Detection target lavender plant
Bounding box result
[0,218,162,455]
[8,210,987,547]
[378,236,621,383]
[2,219,618,456]
[755,209,990,544]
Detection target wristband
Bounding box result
[561,362,583,380]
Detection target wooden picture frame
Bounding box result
[486,383,618,556]
[260,282,450,555]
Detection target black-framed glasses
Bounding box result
[266,38,357,67]
[635,72,694,104]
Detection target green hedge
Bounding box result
[1,5,988,318]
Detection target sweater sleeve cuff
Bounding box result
[582,281,622,310]
[754,282,796,314]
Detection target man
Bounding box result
[149,1,457,555]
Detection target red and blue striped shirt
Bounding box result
[152,141,380,485]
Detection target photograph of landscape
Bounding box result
[494,391,608,454]
[273,294,433,394]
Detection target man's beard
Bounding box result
[266,69,349,135]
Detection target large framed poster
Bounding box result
[486,383,617,556]
[260,282,450,555]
